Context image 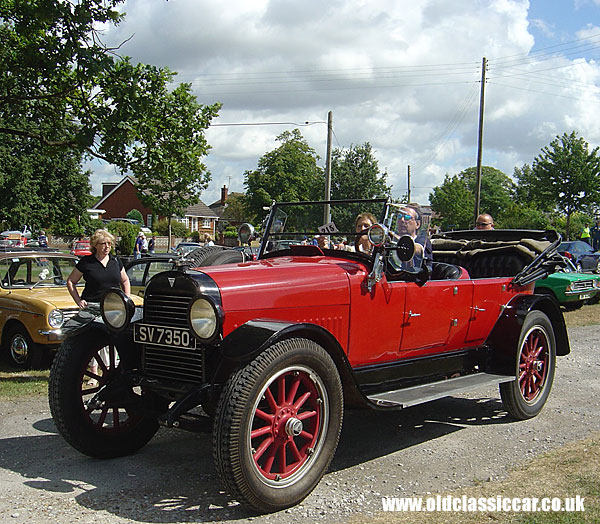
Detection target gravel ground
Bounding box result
[1,324,599,524]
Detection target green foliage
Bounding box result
[496,204,551,230]
[154,219,190,238]
[51,218,86,237]
[330,143,390,231]
[517,132,600,239]
[107,221,137,255]
[223,225,239,239]
[84,218,106,236]
[429,175,475,230]
[550,211,595,241]
[429,166,514,230]
[222,193,252,223]
[244,129,323,228]
[126,209,144,224]
[189,231,200,242]
[1,1,220,194]
[0,114,91,231]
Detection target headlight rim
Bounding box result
[48,308,64,329]
[101,288,135,332]
[187,295,222,344]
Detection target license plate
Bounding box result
[580,293,591,300]
[134,324,196,349]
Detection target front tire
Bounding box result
[500,311,556,420]
[4,324,43,369]
[49,330,160,458]
[213,338,343,513]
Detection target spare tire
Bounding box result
[200,248,245,266]
[183,246,227,266]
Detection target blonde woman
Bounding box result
[66,229,130,386]
[67,229,130,308]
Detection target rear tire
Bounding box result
[201,249,245,266]
[499,311,556,420]
[213,338,343,512]
[49,330,161,458]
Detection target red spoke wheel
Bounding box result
[213,338,343,513]
[49,328,161,458]
[500,311,556,420]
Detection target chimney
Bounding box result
[220,185,228,205]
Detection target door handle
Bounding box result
[472,306,486,312]
[408,310,421,317]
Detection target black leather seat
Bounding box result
[431,262,462,280]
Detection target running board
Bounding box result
[366,373,514,408]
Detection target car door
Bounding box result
[400,278,473,355]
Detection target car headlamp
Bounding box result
[188,296,221,342]
[101,288,135,331]
[48,309,64,329]
[367,224,388,247]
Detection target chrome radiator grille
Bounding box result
[144,294,190,327]
[142,292,204,383]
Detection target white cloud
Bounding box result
[89,0,600,207]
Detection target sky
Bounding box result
[90,0,600,208]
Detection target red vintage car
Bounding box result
[49,199,569,512]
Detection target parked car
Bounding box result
[0,251,82,368]
[125,254,179,297]
[557,240,600,273]
[70,240,92,258]
[0,225,32,239]
[49,199,569,513]
[125,246,249,296]
[535,256,600,310]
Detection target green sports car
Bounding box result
[535,266,600,310]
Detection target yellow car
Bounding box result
[0,250,83,368]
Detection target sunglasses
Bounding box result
[398,213,415,221]
[475,222,492,227]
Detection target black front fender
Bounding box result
[486,293,569,375]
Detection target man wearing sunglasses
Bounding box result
[397,204,433,273]
[475,213,494,230]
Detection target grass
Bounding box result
[0,360,50,399]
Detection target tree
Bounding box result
[130,83,220,247]
[517,132,600,239]
[429,166,514,230]
[329,143,390,230]
[429,175,474,230]
[1,1,219,177]
[222,193,252,224]
[0,118,91,233]
[244,129,323,227]
[126,209,144,224]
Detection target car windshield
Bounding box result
[0,256,78,288]
[74,242,89,250]
[259,199,421,260]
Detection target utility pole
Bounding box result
[323,110,333,224]
[407,165,411,203]
[473,57,487,226]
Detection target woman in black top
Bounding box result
[67,229,130,308]
[66,229,130,385]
